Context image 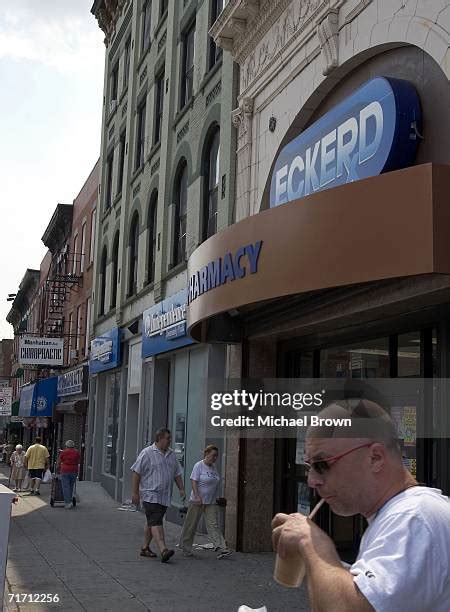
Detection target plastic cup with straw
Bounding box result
[274,498,326,588]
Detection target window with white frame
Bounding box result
[72,235,78,275]
[89,210,96,264]
[80,222,86,273]
[84,297,91,357]
[180,21,195,109]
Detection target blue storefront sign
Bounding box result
[270,77,422,207]
[188,241,263,304]
[142,289,195,358]
[57,365,88,397]
[18,377,58,417]
[89,328,121,374]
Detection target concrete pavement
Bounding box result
[1,467,310,612]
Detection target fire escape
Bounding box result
[41,203,82,352]
[43,247,83,339]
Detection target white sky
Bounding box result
[0,0,105,339]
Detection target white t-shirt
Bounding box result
[189,460,221,505]
[351,487,450,611]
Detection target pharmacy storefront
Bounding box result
[188,27,450,555]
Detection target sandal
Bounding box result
[140,547,157,558]
[161,549,174,563]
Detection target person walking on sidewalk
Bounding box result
[131,428,186,563]
[57,440,80,509]
[9,444,26,492]
[24,436,49,496]
[180,445,232,559]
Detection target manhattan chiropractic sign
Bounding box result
[19,336,64,366]
[270,77,422,207]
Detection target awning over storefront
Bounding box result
[55,399,88,415]
[187,164,450,342]
[18,377,58,417]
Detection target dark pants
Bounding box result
[61,473,77,504]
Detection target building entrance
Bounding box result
[276,328,437,561]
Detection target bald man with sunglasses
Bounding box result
[272,400,450,612]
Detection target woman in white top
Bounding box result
[180,445,232,559]
[10,444,26,491]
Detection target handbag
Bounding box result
[42,468,52,484]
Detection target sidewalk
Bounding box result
[1,467,310,612]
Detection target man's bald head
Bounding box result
[307,399,401,457]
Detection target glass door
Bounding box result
[280,328,437,562]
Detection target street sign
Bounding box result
[18,336,64,366]
[0,387,13,416]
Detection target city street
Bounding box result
[1,468,309,612]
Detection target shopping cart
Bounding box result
[49,472,77,508]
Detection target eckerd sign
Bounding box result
[270,77,421,207]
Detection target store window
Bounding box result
[320,337,390,378]
[398,331,421,377]
[169,348,208,504]
[104,371,121,475]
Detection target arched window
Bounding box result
[99,247,107,315]
[147,192,158,284]
[128,213,139,297]
[110,232,120,309]
[173,161,188,266]
[202,128,220,242]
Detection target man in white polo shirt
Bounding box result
[272,399,450,611]
[131,428,185,563]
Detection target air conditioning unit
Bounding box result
[70,349,78,360]
[110,99,117,114]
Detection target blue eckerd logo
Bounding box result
[270,77,422,207]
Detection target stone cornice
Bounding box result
[91,0,130,46]
[238,0,340,92]
[211,0,340,66]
